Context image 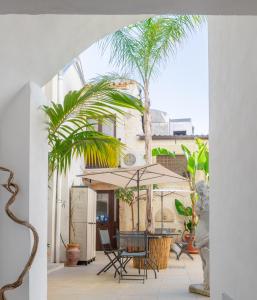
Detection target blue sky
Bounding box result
[80,21,209,134]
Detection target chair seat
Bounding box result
[120,251,146,257]
[176,242,187,247]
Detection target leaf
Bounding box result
[175,199,192,217]
[186,220,193,232]
[195,138,209,176]
[175,199,187,216]
[185,207,193,216]
[187,156,196,175]
[49,131,124,174]
[115,188,134,204]
[181,144,191,161]
[152,147,175,157]
[204,151,209,175]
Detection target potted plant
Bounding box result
[65,243,80,267]
[65,206,80,267]
[175,198,197,253]
[175,138,209,253]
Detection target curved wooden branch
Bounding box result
[0,166,39,300]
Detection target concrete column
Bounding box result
[0,82,48,300]
[209,16,257,300]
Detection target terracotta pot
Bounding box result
[66,243,80,266]
[184,233,199,254]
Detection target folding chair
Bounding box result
[171,230,194,260]
[117,231,158,283]
[97,229,127,277]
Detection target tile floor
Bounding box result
[48,252,209,300]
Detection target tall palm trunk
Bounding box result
[143,81,154,232]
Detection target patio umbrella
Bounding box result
[153,189,192,234]
[78,163,187,231]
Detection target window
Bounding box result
[87,116,116,137]
[96,193,109,220]
[100,118,116,137]
[173,130,187,136]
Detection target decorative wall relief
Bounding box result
[0,167,39,300]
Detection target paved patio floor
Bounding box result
[48,252,209,300]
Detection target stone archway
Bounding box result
[0,9,257,300]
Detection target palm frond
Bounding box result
[100,15,204,83]
[44,77,144,174]
[49,131,124,174]
[43,79,143,142]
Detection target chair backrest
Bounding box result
[99,229,112,251]
[118,231,148,253]
[155,227,177,234]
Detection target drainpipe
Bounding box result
[53,71,64,263]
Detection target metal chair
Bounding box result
[117,231,158,283]
[171,230,194,260]
[97,229,127,277]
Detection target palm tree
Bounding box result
[43,78,143,175]
[44,78,143,263]
[101,15,203,231]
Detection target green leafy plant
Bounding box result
[153,138,209,233]
[43,78,144,175]
[175,199,193,232]
[115,188,136,230]
[177,138,209,232]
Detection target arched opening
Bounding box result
[0,9,256,300]
[44,16,209,300]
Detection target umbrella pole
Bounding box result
[161,192,164,234]
[137,170,140,232]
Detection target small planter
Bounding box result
[66,243,80,266]
[184,233,198,254]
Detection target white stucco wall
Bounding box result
[209,16,257,300]
[0,82,48,300]
[44,63,88,262]
[170,120,193,135]
[0,15,149,115]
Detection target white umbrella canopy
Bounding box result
[78,163,187,188]
[78,163,187,231]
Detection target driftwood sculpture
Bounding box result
[0,166,39,300]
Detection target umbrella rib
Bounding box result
[81,164,158,177]
[162,192,185,197]
[109,172,137,181]
[142,170,187,181]
[139,166,147,181]
[139,174,163,182]
[125,169,139,188]
[81,171,138,182]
